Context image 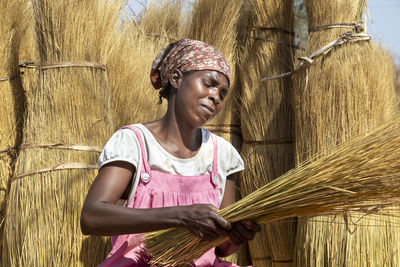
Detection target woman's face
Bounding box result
[175,70,229,128]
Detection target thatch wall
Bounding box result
[0,0,29,260]
[239,1,295,266]
[2,1,122,266]
[185,0,245,149]
[292,0,399,265]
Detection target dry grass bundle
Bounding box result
[238,0,295,266]
[184,0,245,148]
[1,0,123,266]
[19,1,37,64]
[183,1,247,264]
[139,0,183,39]
[145,114,400,266]
[106,0,185,130]
[107,26,167,130]
[0,0,29,257]
[292,0,398,265]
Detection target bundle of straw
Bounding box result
[238,0,295,266]
[1,0,123,266]
[292,0,399,265]
[107,0,184,130]
[0,0,28,257]
[145,114,400,266]
[139,0,183,40]
[183,1,248,264]
[184,0,245,148]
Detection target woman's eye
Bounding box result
[220,94,225,101]
[203,80,212,87]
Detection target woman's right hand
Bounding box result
[178,204,231,241]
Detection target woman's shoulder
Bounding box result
[98,125,142,169]
[202,129,238,151]
[201,129,243,164]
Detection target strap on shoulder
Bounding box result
[121,125,151,175]
[209,131,219,186]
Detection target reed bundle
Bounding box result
[145,114,400,266]
[0,0,29,257]
[1,0,123,266]
[106,0,185,130]
[238,0,295,266]
[183,1,248,264]
[139,0,183,39]
[292,0,398,265]
[185,0,245,147]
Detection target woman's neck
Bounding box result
[142,111,202,159]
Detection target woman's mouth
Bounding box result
[200,104,215,115]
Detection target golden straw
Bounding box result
[146,114,400,266]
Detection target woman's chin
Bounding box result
[192,117,211,128]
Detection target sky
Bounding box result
[367,0,400,65]
[126,0,400,65]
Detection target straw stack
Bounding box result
[182,0,248,264]
[107,0,184,130]
[107,25,167,129]
[292,0,398,265]
[139,0,183,40]
[238,1,295,266]
[1,0,123,266]
[0,0,28,256]
[185,0,245,148]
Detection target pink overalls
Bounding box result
[99,125,239,267]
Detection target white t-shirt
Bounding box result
[98,124,244,205]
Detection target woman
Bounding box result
[81,39,260,266]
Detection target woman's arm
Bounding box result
[80,161,231,239]
[215,173,261,258]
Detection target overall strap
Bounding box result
[121,125,152,180]
[209,132,219,186]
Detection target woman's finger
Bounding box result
[235,222,254,240]
[210,211,231,231]
[228,222,257,245]
[243,221,262,232]
[228,229,241,245]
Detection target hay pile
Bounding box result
[145,114,400,266]
[107,0,184,130]
[185,0,245,148]
[183,1,248,264]
[292,0,398,265]
[139,0,183,40]
[1,0,123,266]
[0,0,28,257]
[238,0,295,266]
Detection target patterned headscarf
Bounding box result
[150,39,231,89]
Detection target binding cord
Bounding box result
[261,22,369,81]
[0,72,23,82]
[309,22,364,33]
[262,31,370,81]
[19,61,106,70]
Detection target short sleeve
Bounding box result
[98,128,140,169]
[214,135,244,206]
[217,137,245,177]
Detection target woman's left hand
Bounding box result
[215,178,261,257]
[215,220,261,257]
[227,220,261,246]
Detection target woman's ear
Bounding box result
[169,69,184,89]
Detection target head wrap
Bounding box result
[150,39,231,89]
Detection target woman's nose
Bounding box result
[209,88,220,104]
